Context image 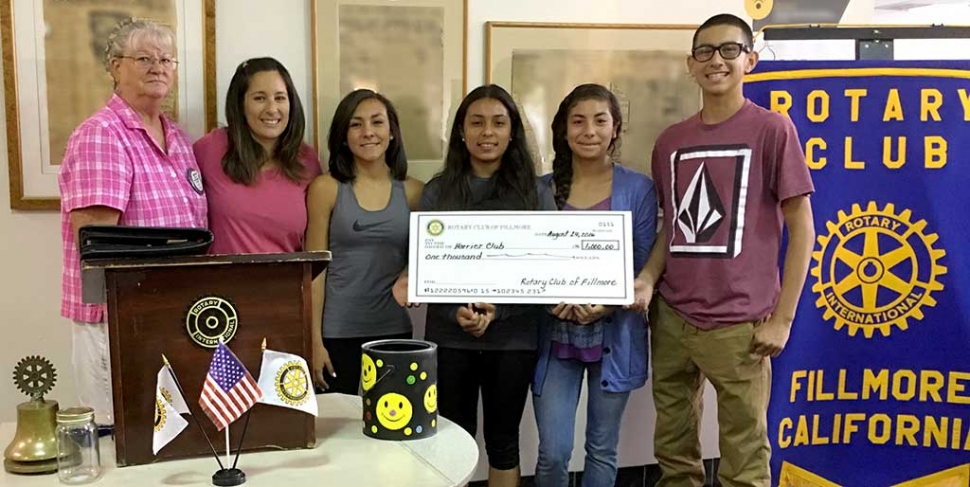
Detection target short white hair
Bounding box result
[103,18,175,81]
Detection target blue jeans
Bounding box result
[533,356,631,487]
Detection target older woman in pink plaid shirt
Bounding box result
[57,18,208,426]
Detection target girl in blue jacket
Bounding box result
[532,84,657,487]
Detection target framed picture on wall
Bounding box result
[485,22,702,176]
[1,0,217,211]
[312,0,467,182]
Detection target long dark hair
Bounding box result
[432,85,537,211]
[326,89,407,183]
[551,84,623,209]
[223,57,307,185]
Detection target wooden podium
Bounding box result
[81,252,331,467]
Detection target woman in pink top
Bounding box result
[194,57,322,254]
[58,18,208,425]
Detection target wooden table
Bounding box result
[1,393,479,487]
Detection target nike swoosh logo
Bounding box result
[353,220,389,232]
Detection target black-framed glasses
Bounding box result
[118,55,178,70]
[691,42,750,62]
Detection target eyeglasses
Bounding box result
[691,42,750,62]
[118,55,178,70]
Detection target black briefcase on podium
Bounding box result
[79,226,330,466]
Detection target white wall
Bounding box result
[215,0,315,136]
[0,0,877,482]
[873,3,970,59]
[0,125,67,418]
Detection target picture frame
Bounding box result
[311,0,467,182]
[2,0,217,211]
[485,22,701,176]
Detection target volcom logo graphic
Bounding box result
[669,145,751,258]
[677,162,725,243]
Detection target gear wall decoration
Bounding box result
[13,355,57,400]
[811,202,947,338]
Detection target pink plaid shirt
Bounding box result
[59,94,208,323]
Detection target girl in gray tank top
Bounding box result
[305,89,423,395]
[323,180,410,337]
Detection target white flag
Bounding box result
[256,349,318,417]
[153,365,190,454]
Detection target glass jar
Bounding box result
[55,407,102,484]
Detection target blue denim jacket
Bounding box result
[533,164,657,394]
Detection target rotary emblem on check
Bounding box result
[185,296,239,348]
[426,219,444,237]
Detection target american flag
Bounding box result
[199,342,262,431]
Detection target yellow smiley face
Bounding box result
[361,353,377,391]
[424,384,437,413]
[376,393,413,430]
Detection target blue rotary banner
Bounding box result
[745,61,970,486]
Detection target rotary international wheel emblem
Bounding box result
[426,219,444,237]
[811,202,947,338]
[275,361,309,406]
[185,296,239,348]
[155,387,176,432]
[154,397,166,432]
[13,355,57,400]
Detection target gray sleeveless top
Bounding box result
[322,180,411,338]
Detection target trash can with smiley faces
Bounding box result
[360,339,437,440]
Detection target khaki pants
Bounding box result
[650,297,771,487]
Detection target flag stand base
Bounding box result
[212,468,246,486]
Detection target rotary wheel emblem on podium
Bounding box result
[185,296,239,348]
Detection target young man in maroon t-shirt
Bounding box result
[629,14,816,487]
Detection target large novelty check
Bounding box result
[408,211,633,304]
